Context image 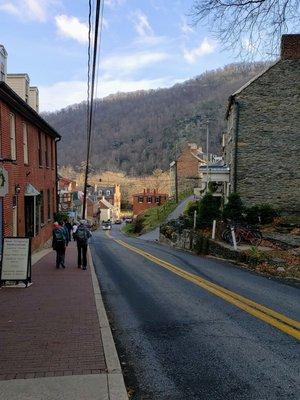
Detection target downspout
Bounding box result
[55,137,61,214]
[233,99,239,193]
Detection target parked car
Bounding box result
[124,217,133,224]
[114,219,122,224]
[102,222,111,230]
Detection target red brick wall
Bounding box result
[177,146,199,179]
[132,192,167,216]
[0,100,57,251]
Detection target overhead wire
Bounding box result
[82,0,104,218]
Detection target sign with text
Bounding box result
[0,167,8,197]
[0,237,31,285]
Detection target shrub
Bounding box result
[246,204,278,225]
[223,193,244,222]
[184,201,199,218]
[193,234,210,254]
[54,211,69,224]
[197,193,221,227]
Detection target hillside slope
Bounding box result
[44,62,269,175]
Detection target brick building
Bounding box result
[170,143,206,197]
[0,80,60,251]
[224,34,300,213]
[133,189,168,217]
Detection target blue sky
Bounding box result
[1,0,243,111]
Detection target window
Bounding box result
[47,189,51,220]
[106,190,111,196]
[40,190,44,225]
[9,113,16,160]
[45,136,49,167]
[155,197,160,203]
[98,189,102,195]
[147,196,152,203]
[138,196,143,203]
[38,131,42,166]
[23,123,29,164]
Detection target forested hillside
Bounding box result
[44,62,269,175]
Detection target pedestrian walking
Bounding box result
[52,222,67,269]
[74,220,91,270]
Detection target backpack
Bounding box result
[54,228,65,243]
[76,226,88,244]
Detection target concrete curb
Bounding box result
[88,246,128,400]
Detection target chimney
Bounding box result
[281,34,300,60]
[29,86,39,112]
[7,73,30,103]
[143,189,146,195]
[0,45,7,82]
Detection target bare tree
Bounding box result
[191,0,300,57]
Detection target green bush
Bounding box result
[197,193,221,227]
[246,204,277,225]
[54,211,69,224]
[223,193,244,222]
[184,201,199,218]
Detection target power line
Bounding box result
[82,0,104,219]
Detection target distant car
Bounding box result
[124,217,133,224]
[102,222,111,230]
[114,219,122,224]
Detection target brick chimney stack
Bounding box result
[281,34,300,60]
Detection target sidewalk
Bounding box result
[0,242,127,400]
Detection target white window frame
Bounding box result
[106,190,111,196]
[9,113,16,160]
[23,122,29,164]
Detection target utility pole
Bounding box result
[175,160,179,203]
[206,119,210,193]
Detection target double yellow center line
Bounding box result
[111,235,300,340]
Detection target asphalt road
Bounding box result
[90,226,300,400]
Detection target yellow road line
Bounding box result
[113,237,300,340]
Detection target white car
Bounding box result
[102,222,111,230]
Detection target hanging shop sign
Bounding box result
[0,167,8,197]
[0,237,31,286]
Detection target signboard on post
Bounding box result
[0,166,8,197]
[0,237,31,286]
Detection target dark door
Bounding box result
[25,196,34,237]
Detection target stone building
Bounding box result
[170,143,206,197]
[224,34,300,213]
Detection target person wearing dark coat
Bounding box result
[52,222,67,269]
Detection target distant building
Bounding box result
[0,56,60,251]
[224,34,300,212]
[99,197,114,222]
[58,176,77,213]
[132,189,168,217]
[170,143,206,197]
[96,184,121,218]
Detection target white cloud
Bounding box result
[131,10,164,45]
[180,17,194,35]
[0,2,19,15]
[183,38,216,63]
[39,77,185,112]
[55,14,89,44]
[133,10,153,37]
[0,0,54,22]
[102,51,169,74]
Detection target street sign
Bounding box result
[0,167,8,197]
[0,237,32,286]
